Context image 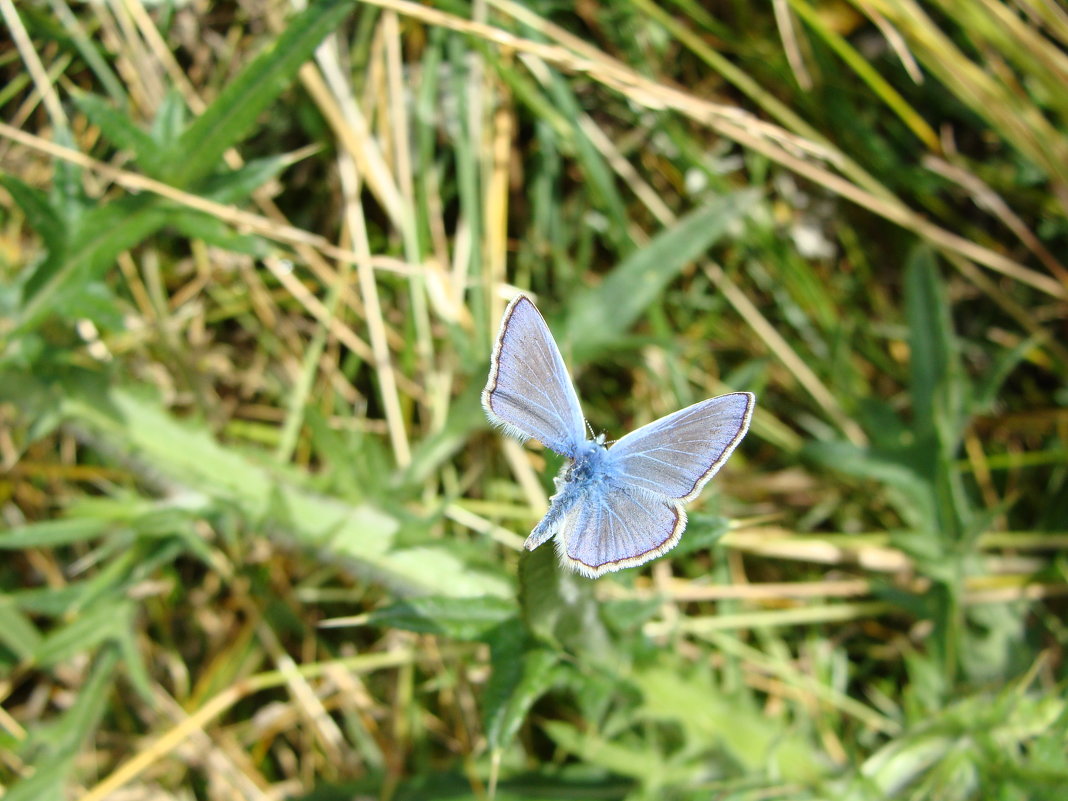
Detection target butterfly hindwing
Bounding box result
[606,393,754,502]
[482,296,586,457]
[555,482,687,578]
[484,295,754,578]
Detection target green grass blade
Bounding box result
[787,0,939,150]
[0,597,42,661]
[566,190,760,359]
[166,0,354,187]
[33,600,134,668]
[0,517,112,549]
[2,646,121,801]
[905,248,958,441]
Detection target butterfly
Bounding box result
[482,294,754,578]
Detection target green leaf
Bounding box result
[365,596,518,640]
[50,127,89,223]
[166,0,354,187]
[168,209,269,256]
[634,662,826,783]
[518,544,615,664]
[0,761,67,801]
[6,373,508,598]
[198,154,292,204]
[4,646,120,801]
[150,88,188,154]
[0,174,64,246]
[0,597,42,661]
[904,247,961,443]
[541,720,672,785]
[973,334,1040,413]
[73,92,163,170]
[565,191,760,360]
[484,627,562,751]
[58,281,127,331]
[17,195,173,334]
[803,440,937,531]
[0,517,112,549]
[903,247,974,548]
[33,601,134,668]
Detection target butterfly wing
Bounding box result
[482,295,586,457]
[606,392,754,502]
[555,483,687,578]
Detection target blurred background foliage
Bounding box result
[1,0,1067,799]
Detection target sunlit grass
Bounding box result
[1,1,1066,799]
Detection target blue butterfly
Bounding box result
[483,295,754,578]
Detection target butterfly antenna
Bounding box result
[585,419,595,439]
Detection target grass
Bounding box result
[1,0,1067,799]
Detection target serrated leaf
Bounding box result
[73,92,163,169]
[0,174,64,246]
[166,0,354,187]
[565,191,760,360]
[365,596,518,640]
[17,195,172,334]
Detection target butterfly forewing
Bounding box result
[483,295,754,578]
[482,296,586,457]
[557,484,687,578]
[606,392,754,502]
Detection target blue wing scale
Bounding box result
[482,296,586,457]
[555,484,686,578]
[483,295,754,577]
[606,393,754,501]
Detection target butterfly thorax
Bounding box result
[565,435,610,486]
[529,435,611,548]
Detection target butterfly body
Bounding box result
[527,435,611,549]
[483,295,754,578]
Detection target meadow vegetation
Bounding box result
[1,0,1067,799]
